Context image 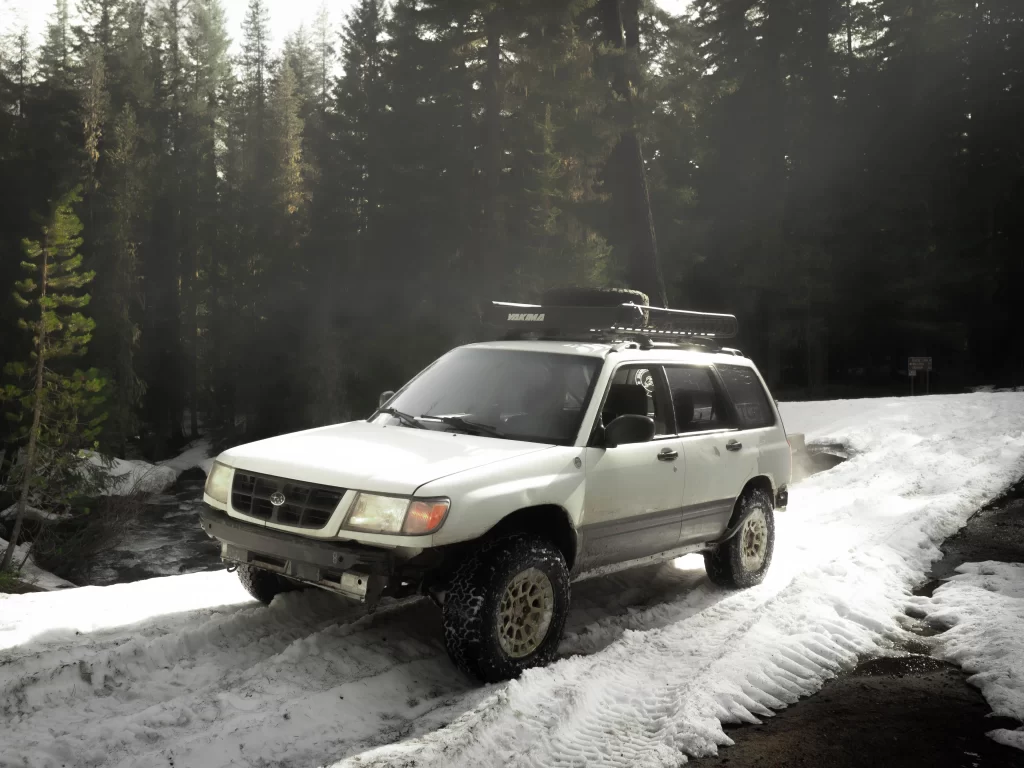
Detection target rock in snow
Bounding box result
[0,393,1022,767]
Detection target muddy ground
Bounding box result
[699,479,1024,768]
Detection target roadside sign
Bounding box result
[908,357,932,395]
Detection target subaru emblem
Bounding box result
[270,492,286,507]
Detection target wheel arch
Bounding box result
[485,504,578,570]
[740,475,775,508]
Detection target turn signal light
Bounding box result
[402,499,450,535]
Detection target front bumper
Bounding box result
[200,505,393,601]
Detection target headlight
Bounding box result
[205,461,233,504]
[346,494,408,533]
[345,493,450,535]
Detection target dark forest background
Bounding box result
[1,0,1021,462]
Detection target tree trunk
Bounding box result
[481,12,504,294]
[804,0,834,397]
[599,0,667,307]
[1,246,49,572]
[846,0,853,57]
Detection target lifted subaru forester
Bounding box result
[201,292,790,682]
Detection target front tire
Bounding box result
[237,564,299,605]
[442,536,570,683]
[704,487,775,588]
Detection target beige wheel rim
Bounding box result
[740,508,769,571]
[498,567,554,659]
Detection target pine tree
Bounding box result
[181,0,231,438]
[337,0,386,243]
[1,190,106,572]
[311,4,334,115]
[596,0,667,307]
[101,104,147,451]
[75,0,128,68]
[38,0,73,87]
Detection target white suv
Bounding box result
[200,297,790,682]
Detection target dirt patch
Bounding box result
[696,478,1024,767]
[915,478,1024,597]
[699,655,1024,767]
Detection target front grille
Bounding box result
[231,470,344,530]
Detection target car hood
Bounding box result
[216,420,554,496]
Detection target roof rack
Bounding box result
[484,301,738,346]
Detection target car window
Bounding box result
[602,366,670,435]
[385,348,601,445]
[716,363,775,429]
[664,365,727,433]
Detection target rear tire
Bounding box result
[704,487,775,589]
[237,564,299,605]
[442,536,570,683]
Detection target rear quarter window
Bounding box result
[716,364,775,429]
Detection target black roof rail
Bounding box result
[484,301,738,343]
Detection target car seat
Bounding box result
[602,383,649,425]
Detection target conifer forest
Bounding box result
[1,0,1022,465]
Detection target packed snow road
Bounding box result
[2,393,1024,768]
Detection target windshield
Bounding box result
[379,348,602,445]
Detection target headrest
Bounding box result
[604,383,649,420]
[673,389,694,428]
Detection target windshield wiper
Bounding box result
[420,414,505,438]
[379,406,426,429]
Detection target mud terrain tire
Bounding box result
[705,486,776,589]
[237,564,299,605]
[442,536,570,683]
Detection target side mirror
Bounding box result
[604,415,655,448]
[379,390,395,408]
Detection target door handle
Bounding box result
[726,440,742,452]
[657,448,679,461]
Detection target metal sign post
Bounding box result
[908,357,933,395]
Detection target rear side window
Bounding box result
[716,364,775,429]
[664,365,727,433]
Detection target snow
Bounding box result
[0,393,1022,767]
[0,503,62,523]
[158,439,214,477]
[0,537,76,591]
[86,440,213,497]
[913,561,1024,751]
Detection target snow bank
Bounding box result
[0,570,250,650]
[0,537,76,592]
[94,454,179,496]
[85,440,212,497]
[158,439,214,477]
[913,561,1024,751]
[0,394,1022,768]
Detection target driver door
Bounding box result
[578,365,686,570]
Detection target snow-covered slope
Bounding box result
[914,561,1024,751]
[1,393,1022,768]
